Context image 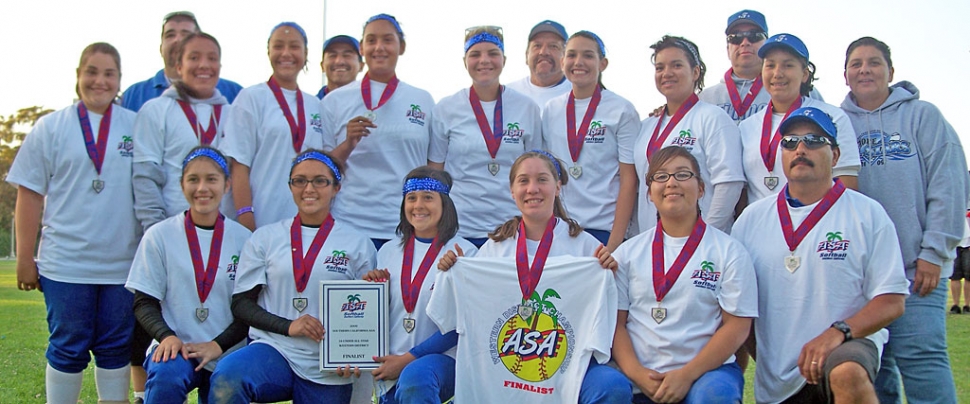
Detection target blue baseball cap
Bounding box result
[528,20,567,42]
[323,35,360,54]
[726,10,767,35]
[758,33,809,61]
[780,107,838,146]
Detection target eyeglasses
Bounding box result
[289,177,333,188]
[780,134,834,151]
[726,31,767,45]
[465,25,504,41]
[649,171,696,183]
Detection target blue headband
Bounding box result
[575,31,606,57]
[292,151,342,182]
[270,22,308,46]
[530,149,562,179]
[182,148,229,176]
[402,177,450,196]
[464,32,504,53]
[366,14,404,40]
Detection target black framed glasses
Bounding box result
[289,177,333,188]
[780,134,834,151]
[726,31,767,45]
[649,171,696,183]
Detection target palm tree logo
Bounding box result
[678,130,691,138]
[507,122,520,131]
[332,250,348,258]
[526,288,561,328]
[347,294,362,304]
[590,121,602,130]
[410,104,421,113]
[231,255,239,265]
[122,135,133,143]
[825,232,843,242]
[700,260,714,272]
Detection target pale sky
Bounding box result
[3,0,969,159]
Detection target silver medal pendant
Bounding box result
[764,176,779,190]
[403,318,416,333]
[651,307,667,324]
[293,297,308,312]
[92,179,105,193]
[517,304,534,321]
[195,307,209,323]
[784,255,801,273]
[569,165,583,179]
[488,161,500,176]
[364,110,377,122]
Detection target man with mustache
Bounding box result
[506,20,571,109]
[733,107,908,403]
[316,35,363,99]
[122,11,244,112]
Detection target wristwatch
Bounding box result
[831,321,852,342]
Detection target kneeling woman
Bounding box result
[612,146,758,404]
[363,166,478,403]
[209,149,377,404]
[127,147,251,403]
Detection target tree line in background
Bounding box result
[0,106,52,257]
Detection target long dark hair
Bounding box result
[489,151,582,242]
[172,32,222,100]
[567,31,607,91]
[650,35,706,93]
[397,166,459,249]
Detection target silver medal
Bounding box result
[569,165,583,179]
[293,297,308,312]
[651,307,667,324]
[764,176,779,190]
[364,111,377,122]
[92,179,105,193]
[488,161,500,176]
[784,255,801,273]
[517,304,534,320]
[403,318,416,333]
[195,308,209,323]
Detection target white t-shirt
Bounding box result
[541,89,640,231]
[733,187,910,403]
[738,98,862,203]
[427,256,616,404]
[322,80,434,240]
[429,87,541,238]
[7,103,139,284]
[133,95,234,219]
[613,224,758,374]
[125,213,252,370]
[221,83,324,228]
[233,218,377,385]
[506,76,572,113]
[633,101,745,233]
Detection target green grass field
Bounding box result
[0,259,967,403]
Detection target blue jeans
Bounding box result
[208,343,352,404]
[874,280,956,404]
[579,359,633,403]
[380,354,455,404]
[40,276,134,373]
[632,362,743,404]
[144,346,212,404]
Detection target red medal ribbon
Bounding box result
[724,69,763,118]
[185,212,225,305]
[290,214,336,293]
[401,236,442,314]
[760,98,803,172]
[266,76,306,153]
[177,100,223,145]
[77,102,113,175]
[361,73,400,113]
[646,93,699,160]
[652,217,707,302]
[515,217,556,301]
[469,86,505,159]
[776,179,846,252]
[566,86,602,163]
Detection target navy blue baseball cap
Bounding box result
[528,20,567,42]
[726,10,767,34]
[323,35,360,54]
[780,107,838,145]
[758,33,809,61]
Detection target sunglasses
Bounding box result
[649,171,696,183]
[726,31,767,45]
[780,134,834,151]
[465,25,504,40]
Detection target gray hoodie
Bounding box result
[841,81,969,279]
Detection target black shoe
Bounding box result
[963,305,969,314]
[951,305,961,314]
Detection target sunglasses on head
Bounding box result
[780,134,834,151]
[726,31,767,45]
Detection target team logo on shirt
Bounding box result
[340,293,367,318]
[226,255,239,281]
[407,104,427,126]
[117,135,134,157]
[310,113,323,134]
[817,231,850,260]
[324,250,350,274]
[857,130,914,166]
[671,129,696,148]
[585,121,606,143]
[490,288,574,390]
[503,122,525,144]
[690,260,720,291]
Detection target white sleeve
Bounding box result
[318,97,337,151]
[707,181,744,234]
[426,265,460,333]
[590,267,618,363]
[612,243,633,311]
[132,102,166,165]
[863,210,911,299]
[616,102,641,164]
[125,226,169,300]
[6,115,52,194]
[523,102,543,151]
[233,231,269,293]
[830,107,861,177]
[703,112,745,185]
[222,91,258,167]
[716,238,759,318]
[428,103,449,164]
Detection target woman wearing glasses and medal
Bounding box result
[612,146,758,404]
[209,150,376,404]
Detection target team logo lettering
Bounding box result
[817,231,850,260]
[340,293,367,318]
[503,122,525,144]
[117,135,134,157]
[226,254,239,281]
[690,260,720,291]
[489,288,575,385]
[585,121,606,143]
[407,104,427,126]
[857,130,914,166]
[324,250,350,274]
[310,113,323,134]
[671,129,696,147]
